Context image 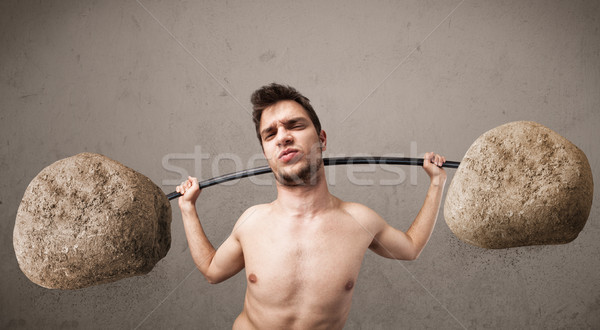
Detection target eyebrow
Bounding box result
[260,117,309,138]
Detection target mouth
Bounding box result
[278,148,300,163]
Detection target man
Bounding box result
[176,83,447,329]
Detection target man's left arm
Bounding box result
[370,152,447,260]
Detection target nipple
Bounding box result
[345,280,354,291]
[248,273,257,283]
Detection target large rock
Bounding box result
[14,153,171,289]
[444,121,593,249]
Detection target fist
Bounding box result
[176,176,201,209]
[423,152,447,185]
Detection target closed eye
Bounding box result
[287,119,308,130]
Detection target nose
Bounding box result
[275,127,293,146]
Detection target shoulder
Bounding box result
[340,200,379,218]
[339,200,387,231]
[231,203,272,236]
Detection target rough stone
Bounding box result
[444,121,593,249]
[14,153,171,289]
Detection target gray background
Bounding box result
[1,0,599,329]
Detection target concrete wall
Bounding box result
[1,0,599,328]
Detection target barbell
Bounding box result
[165,157,461,200]
[13,121,593,289]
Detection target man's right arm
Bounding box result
[177,177,245,284]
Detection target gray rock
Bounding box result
[14,153,171,289]
[444,121,593,249]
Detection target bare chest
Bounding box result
[241,214,373,307]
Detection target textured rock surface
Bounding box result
[14,153,171,289]
[444,121,593,249]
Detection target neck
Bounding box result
[273,167,333,218]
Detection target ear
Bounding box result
[319,130,327,151]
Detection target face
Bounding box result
[259,100,327,186]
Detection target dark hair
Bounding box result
[251,83,322,145]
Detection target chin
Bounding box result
[276,157,323,186]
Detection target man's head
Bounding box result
[251,83,326,186]
[251,83,322,147]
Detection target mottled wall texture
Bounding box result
[1,1,599,329]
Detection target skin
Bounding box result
[176,100,447,329]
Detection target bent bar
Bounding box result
[166,157,460,200]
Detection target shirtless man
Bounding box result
[176,83,447,329]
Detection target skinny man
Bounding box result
[176,83,447,329]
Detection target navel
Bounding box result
[248,273,257,283]
[345,280,354,291]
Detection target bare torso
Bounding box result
[232,198,378,329]
[175,99,446,329]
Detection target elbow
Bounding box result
[196,266,222,285]
[404,237,426,260]
[387,250,420,261]
[203,274,216,284]
[203,274,222,285]
[402,248,422,261]
[400,254,418,261]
